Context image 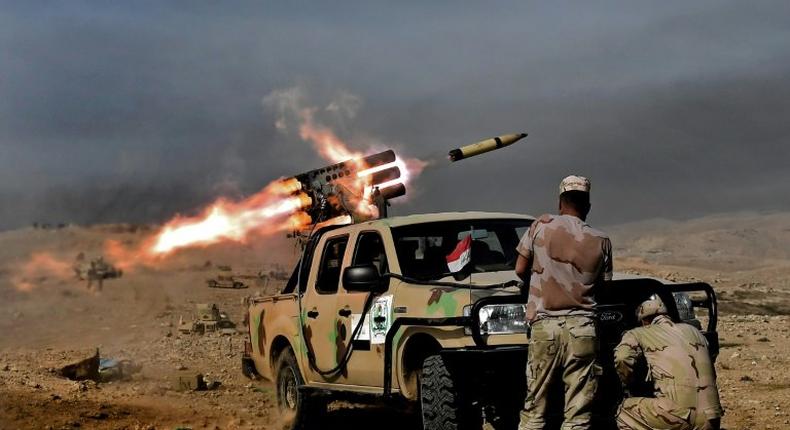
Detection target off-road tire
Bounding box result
[420,354,474,430]
[275,349,324,430]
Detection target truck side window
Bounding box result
[352,232,388,275]
[316,236,348,294]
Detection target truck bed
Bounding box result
[246,292,301,381]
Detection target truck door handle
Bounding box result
[338,309,352,318]
[307,310,319,319]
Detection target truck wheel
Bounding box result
[275,349,324,429]
[420,354,477,430]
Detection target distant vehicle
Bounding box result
[242,212,719,429]
[179,304,237,335]
[73,255,122,291]
[206,275,248,289]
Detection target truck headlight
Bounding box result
[463,304,528,335]
[673,292,696,321]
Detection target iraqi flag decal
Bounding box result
[446,235,472,273]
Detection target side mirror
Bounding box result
[343,265,386,293]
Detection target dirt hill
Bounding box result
[609,211,790,315]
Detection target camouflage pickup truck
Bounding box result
[242,212,719,430]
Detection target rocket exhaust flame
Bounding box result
[11,125,518,291]
[5,90,425,280]
[149,186,312,256]
[140,110,424,258]
[13,88,524,291]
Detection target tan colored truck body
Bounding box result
[246,212,531,400]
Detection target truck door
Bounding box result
[339,230,392,387]
[302,234,350,383]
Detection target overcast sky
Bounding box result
[1,1,789,230]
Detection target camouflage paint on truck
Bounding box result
[426,287,459,316]
[246,212,534,398]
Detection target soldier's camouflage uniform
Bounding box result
[516,214,613,429]
[614,315,723,430]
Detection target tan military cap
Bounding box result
[636,295,668,320]
[559,175,591,194]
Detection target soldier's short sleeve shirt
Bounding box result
[516,214,612,321]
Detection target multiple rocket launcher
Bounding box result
[281,133,527,226]
[283,149,406,224]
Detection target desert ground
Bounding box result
[1,212,789,430]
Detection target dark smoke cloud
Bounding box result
[1,1,789,229]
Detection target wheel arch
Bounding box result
[398,332,442,401]
[270,335,294,374]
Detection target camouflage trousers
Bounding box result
[616,397,713,430]
[519,315,601,430]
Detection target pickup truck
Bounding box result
[242,212,719,430]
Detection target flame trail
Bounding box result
[9,90,427,292]
[149,181,311,256]
[136,96,425,259]
[11,89,427,290]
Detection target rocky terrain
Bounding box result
[2,211,789,429]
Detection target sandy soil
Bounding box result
[1,212,789,429]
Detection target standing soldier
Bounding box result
[516,175,613,429]
[614,297,723,430]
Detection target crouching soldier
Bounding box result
[614,297,724,430]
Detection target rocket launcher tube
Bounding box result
[363,165,401,185]
[276,177,302,193]
[378,183,406,200]
[359,149,396,168]
[448,133,527,162]
[295,193,313,208]
[293,149,396,188]
[286,149,405,224]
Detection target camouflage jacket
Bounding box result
[614,315,724,420]
[516,214,612,321]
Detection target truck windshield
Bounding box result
[391,219,532,281]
